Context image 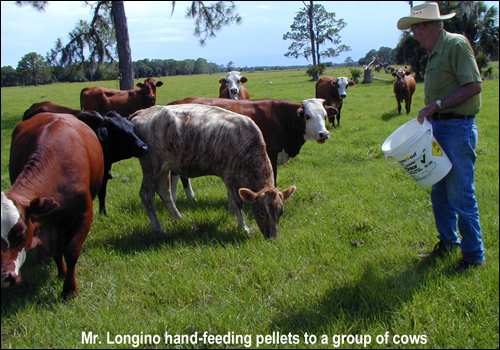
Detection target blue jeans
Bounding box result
[431,118,485,263]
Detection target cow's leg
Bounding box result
[54,254,66,279]
[61,207,91,300]
[170,173,179,203]
[139,160,165,232]
[97,176,108,214]
[157,168,182,220]
[396,98,402,114]
[181,176,196,201]
[405,96,411,114]
[227,185,249,233]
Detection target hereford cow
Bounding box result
[1,113,104,299]
[80,77,163,118]
[315,76,355,127]
[219,71,249,100]
[130,104,296,238]
[392,69,416,114]
[22,102,148,214]
[168,97,334,202]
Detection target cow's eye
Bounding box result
[305,115,311,121]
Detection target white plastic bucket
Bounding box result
[381,118,452,188]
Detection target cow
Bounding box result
[219,71,249,100]
[22,102,148,214]
[168,97,335,202]
[315,76,355,127]
[392,69,416,114]
[1,113,104,300]
[130,104,296,238]
[80,77,163,118]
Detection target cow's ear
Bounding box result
[136,83,144,88]
[156,81,163,87]
[26,197,59,221]
[348,81,356,86]
[326,106,338,116]
[97,127,109,142]
[280,186,296,201]
[392,72,397,77]
[219,78,227,85]
[296,107,304,118]
[239,188,257,203]
[240,77,248,84]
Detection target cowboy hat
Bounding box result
[397,2,456,30]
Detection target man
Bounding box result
[397,2,485,268]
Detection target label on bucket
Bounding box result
[432,141,443,156]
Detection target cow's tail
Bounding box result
[80,88,87,110]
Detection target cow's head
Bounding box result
[97,111,148,163]
[298,99,332,143]
[392,69,412,87]
[239,186,296,239]
[332,77,356,99]
[137,78,163,106]
[219,71,247,100]
[1,193,58,288]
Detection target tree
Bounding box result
[18,1,241,90]
[283,2,350,80]
[17,52,47,86]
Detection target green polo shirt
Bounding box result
[424,30,482,115]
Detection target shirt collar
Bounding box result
[430,30,448,57]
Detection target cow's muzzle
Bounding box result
[317,130,330,143]
[1,271,21,288]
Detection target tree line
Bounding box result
[1,56,230,87]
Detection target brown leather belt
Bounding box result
[432,113,475,120]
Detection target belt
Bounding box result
[432,113,475,120]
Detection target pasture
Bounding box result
[1,66,498,349]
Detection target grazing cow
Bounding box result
[80,77,163,117]
[130,104,296,238]
[219,71,249,100]
[315,76,355,127]
[168,97,334,201]
[1,113,104,299]
[392,69,416,114]
[22,102,148,214]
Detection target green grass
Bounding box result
[1,66,498,349]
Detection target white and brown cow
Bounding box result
[218,71,249,100]
[316,76,355,127]
[1,113,104,299]
[130,104,296,238]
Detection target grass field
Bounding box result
[1,66,498,349]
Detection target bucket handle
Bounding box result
[384,120,433,168]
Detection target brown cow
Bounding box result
[219,71,249,100]
[1,113,104,299]
[315,76,355,127]
[392,69,416,114]
[22,102,148,214]
[80,77,163,117]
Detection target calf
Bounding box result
[22,102,148,214]
[1,113,104,299]
[392,69,416,114]
[80,77,163,118]
[219,71,249,100]
[315,76,355,127]
[130,104,296,238]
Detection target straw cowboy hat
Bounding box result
[397,2,456,30]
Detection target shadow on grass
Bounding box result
[381,110,403,122]
[90,196,254,254]
[270,254,462,337]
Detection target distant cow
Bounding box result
[1,113,104,299]
[22,102,148,214]
[80,77,163,117]
[168,98,334,201]
[130,104,296,238]
[219,71,249,100]
[392,69,416,114]
[315,76,355,127]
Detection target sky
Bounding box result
[1,1,498,69]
